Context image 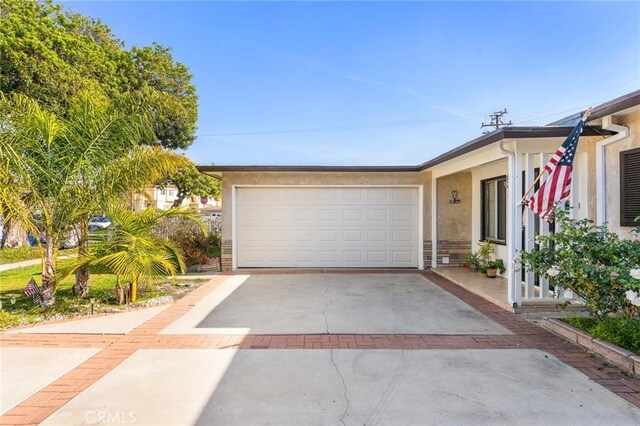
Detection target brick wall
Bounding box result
[436,240,471,267]
[423,240,432,269]
[221,240,233,271]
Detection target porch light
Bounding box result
[449,190,461,204]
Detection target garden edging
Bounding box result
[542,317,640,376]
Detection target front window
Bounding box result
[481,176,507,243]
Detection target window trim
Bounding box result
[620,147,640,227]
[481,175,507,245]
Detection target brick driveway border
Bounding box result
[1,271,639,425]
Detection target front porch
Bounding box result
[429,135,597,312]
[432,267,585,315]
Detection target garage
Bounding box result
[235,186,421,268]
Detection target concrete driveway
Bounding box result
[3,272,640,425]
[162,274,511,335]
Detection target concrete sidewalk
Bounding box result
[0,255,73,272]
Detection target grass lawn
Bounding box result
[563,316,640,355]
[0,261,207,329]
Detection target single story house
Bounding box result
[199,90,640,308]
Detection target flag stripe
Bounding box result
[523,119,583,222]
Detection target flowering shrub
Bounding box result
[518,208,640,319]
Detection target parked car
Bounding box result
[88,216,111,231]
[208,212,222,220]
[39,226,80,249]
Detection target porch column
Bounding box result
[431,176,438,268]
[524,153,536,298]
[506,148,523,307]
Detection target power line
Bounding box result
[196,117,447,137]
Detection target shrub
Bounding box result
[563,317,640,355]
[518,207,640,319]
[153,216,219,267]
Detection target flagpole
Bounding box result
[519,107,594,204]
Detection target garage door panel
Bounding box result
[237,187,419,268]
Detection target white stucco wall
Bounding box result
[471,159,509,268]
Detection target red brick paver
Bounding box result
[1,271,639,425]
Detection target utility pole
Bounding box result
[481,109,512,134]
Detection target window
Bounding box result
[481,176,507,243]
[168,190,175,196]
[620,148,640,227]
[159,189,166,196]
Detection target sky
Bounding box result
[65,1,640,166]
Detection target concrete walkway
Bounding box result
[0,258,42,272]
[0,255,73,272]
[8,305,168,335]
[1,272,639,425]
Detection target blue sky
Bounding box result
[65,1,640,166]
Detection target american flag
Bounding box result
[523,119,584,221]
[23,278,41,303]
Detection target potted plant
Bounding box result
[486,259,506,278]
[464,251,481,271]
[477,240,496,274]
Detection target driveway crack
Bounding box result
[322,275,331,334]
[330,349,350,426]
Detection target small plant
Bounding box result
[465,251,481,271]
[486,259,506,278]
[477,240,496,273]
[477,240,495,263]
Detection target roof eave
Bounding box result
[197,125,612,175]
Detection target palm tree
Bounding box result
[71,145,189,297]
[0,91,187,305]
[63,205,205,303]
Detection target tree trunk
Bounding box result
[130,279,138,303]
[171,191,188,208]
[40,233,58,306]
[1,218,27,248]
[73,215,90,297]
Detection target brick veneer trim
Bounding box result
[436,239,471,267]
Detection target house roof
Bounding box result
[198,90,639,176]
[549,89,640,126]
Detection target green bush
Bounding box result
[153,216,220,267]
[519,207,640,319]
[563,317,640,355]
[0,246,40,265]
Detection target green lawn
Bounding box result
[563,316,640,355]
[0,262,206,329]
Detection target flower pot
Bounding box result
[486,268,497,278]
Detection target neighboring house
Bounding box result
[129,185,222,212]
[199,90,640,308]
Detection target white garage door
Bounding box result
[236,187,420,268]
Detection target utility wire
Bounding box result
[196,117,447,137]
